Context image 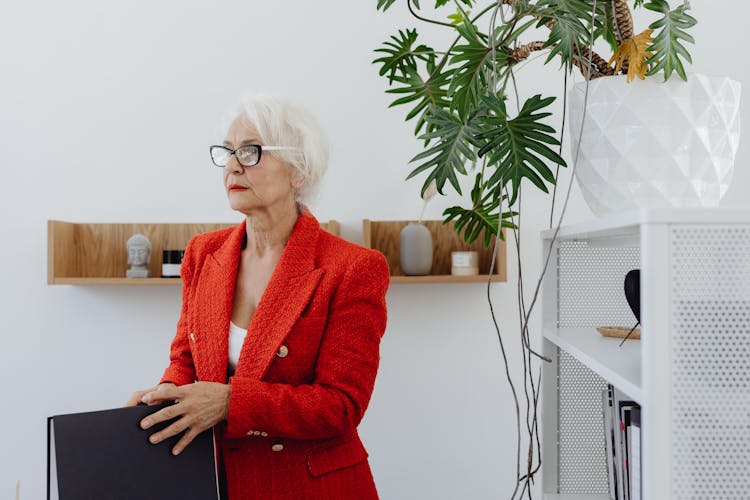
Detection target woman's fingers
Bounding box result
[125,382,178,408]
[141,383,178,405]
[124,392,143,407]
[141,382,229,454]
[146,412,191,445]
[124,388,154,407]
[171,428,201,456]
[140,397,183,430]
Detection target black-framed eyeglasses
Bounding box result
[209,144,298,168]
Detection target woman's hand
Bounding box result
[138,382,230,455]
[124,383,176,407]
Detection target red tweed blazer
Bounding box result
[159,211,390,500]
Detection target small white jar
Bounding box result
[451,250,479,276]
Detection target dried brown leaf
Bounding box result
[608,29,654,83]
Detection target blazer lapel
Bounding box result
[193,221,246,383]
[236,211,323,380]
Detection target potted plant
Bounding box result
[372,1,723,497]
[372,0,733,230]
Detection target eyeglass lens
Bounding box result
[210,146,260,167]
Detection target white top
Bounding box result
[228,321,247,371]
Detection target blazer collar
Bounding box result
[210,207,320,276]
[197,209,323,382]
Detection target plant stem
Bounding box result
[521,0,599,375]
[573,44,615,79]
[426,3,501,82]
[612,0,634,43]
[549,70,568,229]
[406,0,455,28]
[508,41,546,62]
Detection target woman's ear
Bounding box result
[290,169,305,189]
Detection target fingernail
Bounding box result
[173,448,181,456]
[141,419,151,429]
[150,435,159,444]
[142,395,151,403]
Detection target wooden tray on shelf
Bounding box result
[596,326,641,340]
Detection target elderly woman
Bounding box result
[126,96,390,499]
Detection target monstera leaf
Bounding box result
[444,173,517,246]
[384,64,453,134]
[448,22,497,119]
[536,0,593,70]
[407,106,483,197]
[476,94,566,206]
[373,29,434,84]
[644,0,697,81]
[376,0,398,12]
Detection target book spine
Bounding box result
[603,387,618,500]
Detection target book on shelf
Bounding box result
[604,384,641,500]
[630,406,642,500]
[602,387,618,500]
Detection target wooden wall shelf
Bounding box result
[48,220,340,285]
[363,219,506,284]
[48,219,504,286]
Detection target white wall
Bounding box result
[0,1,746,499]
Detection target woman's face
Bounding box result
[222,116,300,216]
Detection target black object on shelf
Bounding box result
[161,250,185,278]
[620,269,641,346]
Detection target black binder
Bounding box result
[47,402,219,500]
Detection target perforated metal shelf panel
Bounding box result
[558,350,609,494]
[556,241,640,494]
[670,225,750,499]
[558,241,640,328]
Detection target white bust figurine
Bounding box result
[126,233,151,278]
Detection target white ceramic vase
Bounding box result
[399,222,433,276]
[568,74,741,216]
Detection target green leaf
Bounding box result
[437,0,472,7]
[501,17,537,47]
[377,0,398,12]
[536,0,612,70]
[536,0,592,70]
[373,29,435,84]
[443,174,516,246]
[538,0,597,20]
[594,2,618,53]
[447,4,474,26]
[543,17,587,70]
[385,64,452,134]
[444,204,517,246]
[447,11,464,25]
[644,0,697,81]
[476,94,566,206]
[406,106,483,196]
[447,21,507,119]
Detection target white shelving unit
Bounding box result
[544,495,610,500]
[540,208,750,499]
[543,327,641,401]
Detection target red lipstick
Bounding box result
[229,184,248,192]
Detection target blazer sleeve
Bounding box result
[160,238,198,386]
[224,250,390,440]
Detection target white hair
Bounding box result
[234,94,329,206]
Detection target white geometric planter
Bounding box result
[568,74,741,216]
